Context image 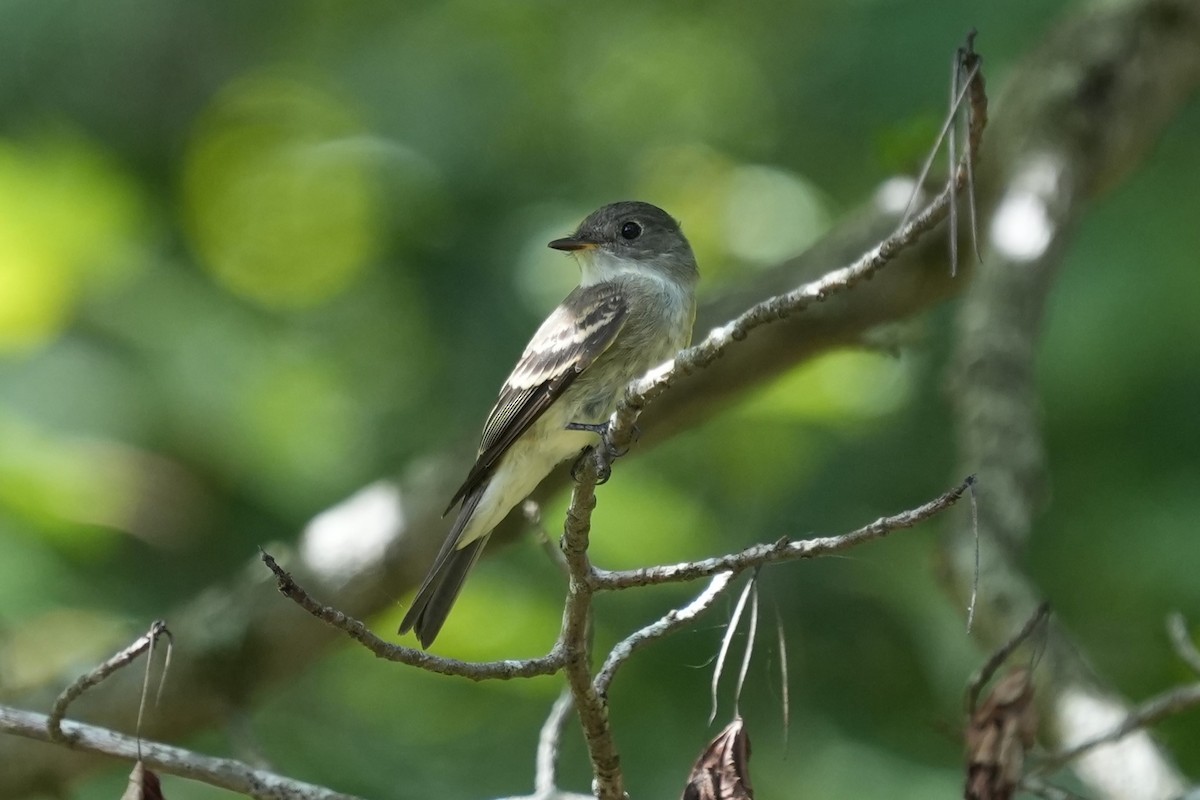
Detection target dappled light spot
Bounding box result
[634,146,833,277]
[301,481,405,584]
[0,415,144,549]
[183,73,383,308]
[724,165,831,266]
[0,135,147,353]
[1,609,129,692]
[874,176,920,216]
[990,154,1062,262]
[635,144,737,278]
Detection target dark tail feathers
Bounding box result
[399,535,488,648]
[399,487,487,648]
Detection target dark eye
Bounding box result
[620,221,642,240]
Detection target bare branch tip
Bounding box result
[1168,612,1200,675]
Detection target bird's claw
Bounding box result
[567,420,640,484]
[566,420,639,460]
[570,448,612,485]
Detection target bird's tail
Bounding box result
[399,489,488,648]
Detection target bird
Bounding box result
[400,201,699,648]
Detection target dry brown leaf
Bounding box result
[682,717,753,800]
[120,761,164,800]
[965,668,1037,800]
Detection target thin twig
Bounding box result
[534,689,576,797]
[47,620,171,743]
[1167,612,1200,676]
[966,602,1051,714]
[2,705,363,800]
[594,476,975,591]
[594,572,734,698]
[261,550,564,680]
[1036,683,1200,774]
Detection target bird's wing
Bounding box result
[444,282,628,513]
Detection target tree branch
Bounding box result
[261,550,564,681]
[47,620,170,744]
[0,705,364,800]
[605,125,983,457]
[556,460,623,800]
[594,573,735,699]
[595,476,974,590]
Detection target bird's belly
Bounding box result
[456,409,595,547]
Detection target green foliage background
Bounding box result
[0,0,1197,797]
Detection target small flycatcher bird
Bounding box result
[400,201,699,647]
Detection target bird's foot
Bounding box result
[565,420,639,459]
[567,420,640,485]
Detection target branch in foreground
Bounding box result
[0,705,364,800]
[262,550,564,681]
[604,134,981,458]
[556,463,624,800]
[593,476,975,591]
[594,572,735,698]
[550,468,973,798]
[47,620,171,744]
[262,474,972,799]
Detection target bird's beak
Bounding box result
[547,235,599,252]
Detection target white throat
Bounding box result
[579,251,653,287]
